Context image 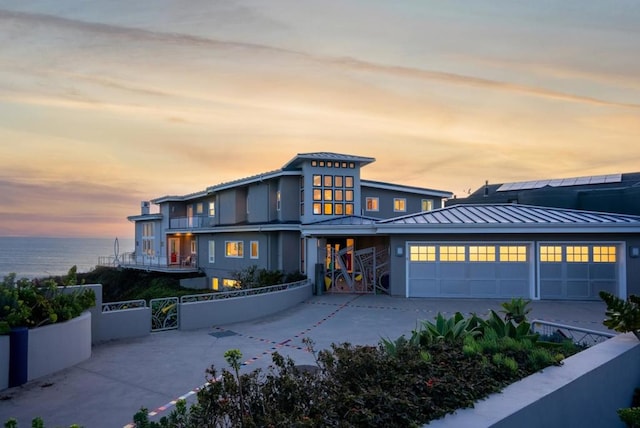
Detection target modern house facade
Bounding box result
[123,154,640,301]
[125,152,451,291]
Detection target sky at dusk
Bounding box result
[1,1,639,238]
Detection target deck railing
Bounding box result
[180,279,309,303]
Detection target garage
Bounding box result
[538,243,620,300]
[407,243,532,298]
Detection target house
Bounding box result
[124,152,452,290]
[446,172,640,215]
[124,154,640,301]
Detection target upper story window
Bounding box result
[225,241,244,258]
[208,240,215,263]
[276,190,281,211]
[366,197,379,211]
[196,203,203,214]
[421,199,434,211]
[394,198,406,212]
[209,201,215,216]
[310,173,355,216]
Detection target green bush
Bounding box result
[600,291,640,340]
[0,268,95,330]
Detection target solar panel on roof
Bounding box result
[496,173,623,192]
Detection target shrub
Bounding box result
[600,291,640,340]
[0,268,95,329]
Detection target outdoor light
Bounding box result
[630,247,640,258]
[396,246,404,257]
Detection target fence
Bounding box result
[531,319,616,347]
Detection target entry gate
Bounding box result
[150,297,179,331]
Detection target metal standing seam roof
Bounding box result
[304,215,381,226]
[282,152,375,170]
[379,204,640,225]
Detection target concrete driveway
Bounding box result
[0,294,610,428]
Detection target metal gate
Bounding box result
[150,297,179,331]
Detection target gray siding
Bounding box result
[247,183,270,223]
[279,176,301,222]
[219,189,248,225]
[361,187,438,219]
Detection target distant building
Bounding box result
[446,172,640,215]
[121,156,640,301]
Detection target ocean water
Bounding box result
[0,237,135,280]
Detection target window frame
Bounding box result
[250,240,259,259]
[366,197,379,212]
[208,240,215,263]
[393,198,407,212]
[225,240,244,258]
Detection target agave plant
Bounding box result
[410,312,481,346]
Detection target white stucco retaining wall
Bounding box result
[27,311,92,381]
[0,335,8,390]
[180,283,313,330]
[428,333,640,427]
[97,307,151,343]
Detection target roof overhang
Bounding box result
[361,180,452,198]
[127,214,163,222]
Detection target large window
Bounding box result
[366,197,379,211]
[394,198,406,212]
[311,173,355,216]
[250,241,259,259]
[421,199,434,211]
[225,241,244,258]
[208,240,215,263]
[142,223,154,256]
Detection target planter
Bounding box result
[26,311,92,383]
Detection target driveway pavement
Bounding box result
[0,295,610,428]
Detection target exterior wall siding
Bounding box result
[361,187,437,218]
[247,182,270,223]
[278,176,301,222]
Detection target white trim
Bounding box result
[225,240,244,258]
[250,240,259,259]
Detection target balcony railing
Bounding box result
[98,252,199,273]
[169,215,210,230]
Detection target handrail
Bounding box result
[180,279,309,303]
[102,299,147,312]
[531,319,615,346]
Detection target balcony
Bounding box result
[169,215,209,230]
[98,252,199,273]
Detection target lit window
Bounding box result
[324,203,333,215]
[250,241,259,259]
[566,246,589,262]
[212,277,219,290]
[313,175,321,187]
[394,198,406,212]
[469,246,496,262]
[208,240,215,263]
[209,201,215,216]
[440,246,466,262]
[540,246,562,262]
[311,160,317,167]
[276,191,281,211]
[335,204,344,215]
[319,161,325,167]
[196,203,203,214]
[421,199,434,211]
[593,246,616,263]
[324,175,333,187]
[191,239,197,254]
[345,190,354,201]
[345,203,354,215]
[341,162,347,168]
[345,176,354,187]
[225,241,244,258]
[410,245,436,262]
[223,279,240,289]
[366,197,379,211]
[335,176,343,187]
[324,189,333,201]
[335,189,344,201]
[313,203,322,215]
[349,162,355,168]
[499,246,527,262]
[327,161,333,167]
[313,189,322,201]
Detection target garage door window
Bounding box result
[567,246,589,262]
[593,246,616,263]
[540,246,562,262]
[409,245,436,261]
[440,246,466,262]
[499,246,527,262]
[469,246,496,262]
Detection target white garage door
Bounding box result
[539,244,619,300]
[407,243,532,298]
